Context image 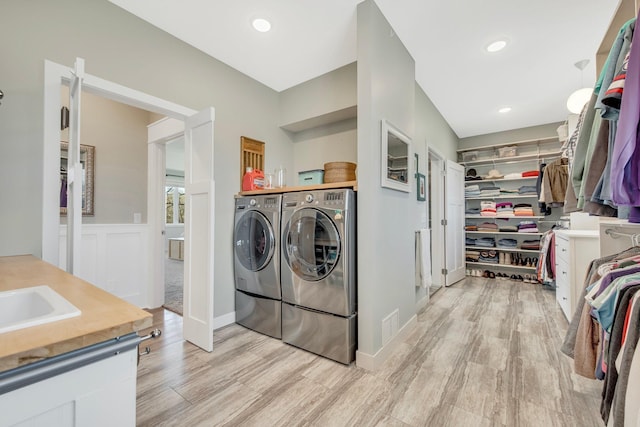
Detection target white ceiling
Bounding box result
[108,0,620,138]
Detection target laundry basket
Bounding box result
[323,162,357,183]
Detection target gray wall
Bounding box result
[356,0,417,355]
[413,83,460,300]
[280,63,357,128]
[0,0,293,319]
[415,84,459,161]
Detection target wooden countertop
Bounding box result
[238,180,357,196]
[0,255,152,372]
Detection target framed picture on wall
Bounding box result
[60,142,95,216]
[417,173,426,201]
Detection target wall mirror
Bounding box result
[381,119,411,193]
[60,142,95,216]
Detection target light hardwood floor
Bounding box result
[136,277,604,426]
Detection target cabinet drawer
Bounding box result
[555,236,570,264]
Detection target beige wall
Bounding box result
[61,88,149,224]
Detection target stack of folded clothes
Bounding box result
[465,184,480,197]
[499,225,518,232]
[517,220,539,233]
[522,170,539,178]
[466,237,477,246]
[518,185,537,195]
[514,203,534,216]
[503,172,523,180]
[475,237,495,247]
[496,202,514,216]
[466,250,480,262]
[499,188,519,195]
[479,186,501,197]
[497,238,518,248]
[521,239,541,250]
[480,201,497,216]
[477,222,499,232]
[465,207,480,215]
[465,224,478,231]
[478,250,499,263]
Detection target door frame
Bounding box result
[426,146,446,289]
[42,59,196,267]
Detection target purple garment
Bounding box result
[611,23,640,205]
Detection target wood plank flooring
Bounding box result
[136,277,604,426]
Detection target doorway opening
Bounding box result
[43,59,216,351]
[163,138,185,316]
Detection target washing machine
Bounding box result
[234,194,282,339]
[280,188,356,364]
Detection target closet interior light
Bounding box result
[486,40,507,53]
[498,107,512,113]
[252,18,271,32]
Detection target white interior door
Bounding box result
[183,108,215,352]
[427,148,446,288]
[445,160,465,285]
[66,58,84,274]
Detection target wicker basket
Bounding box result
[323,162,357,183]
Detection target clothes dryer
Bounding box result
[234,194,281,338]
[280,189,356,364]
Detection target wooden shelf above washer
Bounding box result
[238,181,357,196]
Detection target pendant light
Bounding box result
[566,59,593,114]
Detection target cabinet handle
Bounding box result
[561,248,567,252]
[562,271,567,275]
[562,297,567,300]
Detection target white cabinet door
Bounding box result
[445,160,465,285]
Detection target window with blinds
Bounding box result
[240,136,265,189]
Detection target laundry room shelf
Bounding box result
[238,180,357,196]
[465,246,539,253]
[465,176,538,185]
[465,215,544,219]
[460,151,563,167]
[465,261,537,270]
[465,231,543,236]
[465,195,538,200]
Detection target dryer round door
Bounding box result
[234,211,275,271]
[284,208,341,281]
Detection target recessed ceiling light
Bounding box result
[498,107,512,113]
[252,18,271,33]
[486,40,507,53]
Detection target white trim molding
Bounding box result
[355,314,417,371]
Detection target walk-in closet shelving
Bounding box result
[461,135,563,279]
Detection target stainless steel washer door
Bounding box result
[235,210,275,272]
[282,207,352,316]
[284,208,340,281]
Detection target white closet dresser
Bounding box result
[554,230,600,321]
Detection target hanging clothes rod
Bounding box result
[604,228,640,246]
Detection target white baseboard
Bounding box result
[416,292,429,312]
[356,314,417,371]
[213,311,236,330]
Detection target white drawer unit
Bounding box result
[554,230,600,321]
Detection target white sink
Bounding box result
[0,285,81,334]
